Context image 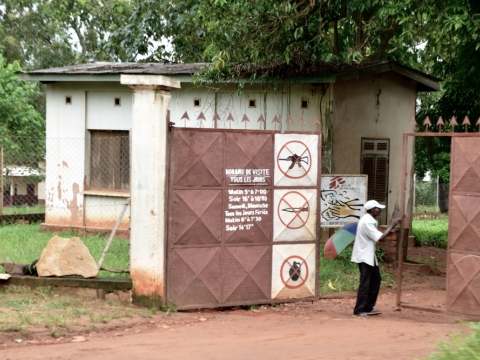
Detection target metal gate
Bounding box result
[165,128,321,309]
[447,137,480,315]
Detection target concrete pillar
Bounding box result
[120,75,180,307]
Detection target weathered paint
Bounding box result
[332,72,416,225]
[130,268,164,299]
[121,75,180,303]
[84,195,130,230]
[44,82,133,228]
[45,83,87,227]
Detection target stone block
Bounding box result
[36,236,98,278]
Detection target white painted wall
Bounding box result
[43,75,415,231]
[170,83,332,132]
[86,91,132,130]
[332,72,416,225]
[45,83,87,227]
[120,74,180,302]
[44,82,132,229]
[84,195,130,230]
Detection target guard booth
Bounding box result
[166,128,321,309]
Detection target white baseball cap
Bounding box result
[364,200,386,210]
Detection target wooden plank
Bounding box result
[1,275,132,292]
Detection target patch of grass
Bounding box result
[412,219,448,248]
[413,205,438,213]
[159,302,178,315]
[319,246,394,295]
[424,322,480,359]
[0,285,153,336]
[2,204,45,215]
[0,224,129,278]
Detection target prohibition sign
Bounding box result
[278,191,310,229]
[276,140,312,179]
[280,255,309,289]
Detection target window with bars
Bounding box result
[361,138,389,222]
[90,130,130,191]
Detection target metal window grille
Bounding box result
[89,131,130,191]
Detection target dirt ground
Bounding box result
[0,248,466,360]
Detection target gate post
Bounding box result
[121,75,180,307]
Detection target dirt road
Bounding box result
[0,287,460,360]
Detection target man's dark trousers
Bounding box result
[353,262,381,314]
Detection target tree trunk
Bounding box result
[371,22,399,61]
[355,10,363,53]
[438,182,449,213]
[333,20,340,56]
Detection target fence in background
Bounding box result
[0,135,131,273]
[413,174,449,218]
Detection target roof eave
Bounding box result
[18,73,194,84]
[332,62,440,92]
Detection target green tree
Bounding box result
[0,0,134,70]
[414,0,480,212]
[0,55,45,161]
[108,0,429,67]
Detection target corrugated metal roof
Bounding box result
[25,62,208,75]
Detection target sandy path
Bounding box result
[1,289,459,360]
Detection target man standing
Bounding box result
[351,200,401,317]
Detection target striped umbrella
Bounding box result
[324,222,358,259]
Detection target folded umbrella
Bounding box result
[324,222,358,259]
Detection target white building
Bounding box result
[20,61,438,233]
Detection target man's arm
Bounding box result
[378,217,402,242]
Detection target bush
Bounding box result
[415,180,437,207]
[412,219,448,248]
[319,245,394,295]
[425,322,480,359]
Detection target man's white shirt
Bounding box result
[351,213,383,266]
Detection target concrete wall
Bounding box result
[44,75,415,230]
[170,83,333,133]
[44,82,132,230]
[332,72,416,225]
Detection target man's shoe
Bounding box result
[354,312,368,317]
[367,308,381,315]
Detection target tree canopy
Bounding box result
[0,55,46,160]
[0,0,134,70]
[414,0,480,200]
[109,0,430,66]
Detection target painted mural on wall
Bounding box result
[320,175,367,227]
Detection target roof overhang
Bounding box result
[19,61,440,92]
[332,62,439,92]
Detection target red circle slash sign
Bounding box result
[276,140,312,179]
[278,191,310,229]
[280,255,309,289]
